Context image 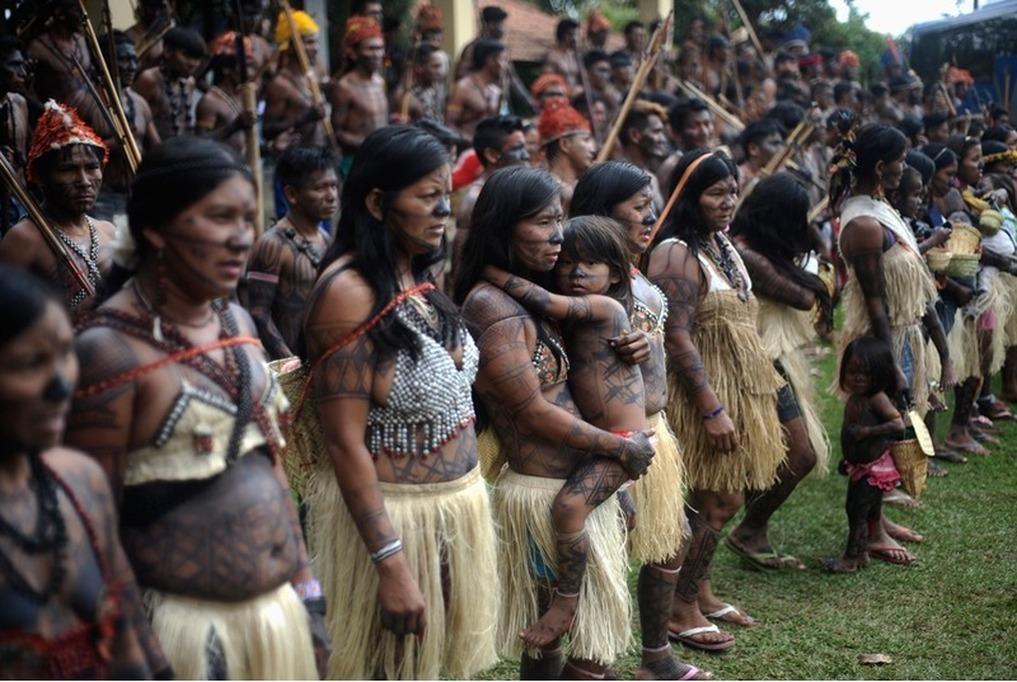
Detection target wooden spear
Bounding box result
[76,0,142,173]
[233,0,264,238]
[278,0,336,147]
[729,0,766,63]
[0,153,95,296]
[677,79,745,132]
[595,11,672,164]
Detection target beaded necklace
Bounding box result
[0,453,69,603]
[160,65,191,136]
[209,85,243,117]
[54,217,101,310]
[91,299,269,464]
[281,222,325,270]
[700,232,749,302]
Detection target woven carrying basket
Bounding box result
[943,252,980,277]
[925,247,951,274]
[890,438,928,499]
[268,357,322,496]
[945,224,982,255]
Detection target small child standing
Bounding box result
[825,336,917,573]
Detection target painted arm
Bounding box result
[922,301,956,391]
[304,271,426,638]
[738,247,816,311]
[465,286,654,478]
[241,236,292,360]
[648,239,739,453]
[482,264,616,323]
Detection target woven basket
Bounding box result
[890,438,928,499]
[925,247,952,274]
[945,223,982,255]
[943,252,980,277]
[268,357,322,496]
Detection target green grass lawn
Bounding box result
[479,341,1017,680]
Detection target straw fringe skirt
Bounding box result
[778,353,831,477]
[628,411,688,564]
[947,309,981,381]
[756,298,829,476]
[666,292,786,493]
[1002,272,1017,345]
[492,468,631,665]
[304,465,500,680]
[987,273,1014,374]
[145,583,316,680]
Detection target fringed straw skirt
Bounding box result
[628,411,688,564]
[666,291,786,493]
[304,465,500,680]
[145,583,317,680]
[492,468,632,666]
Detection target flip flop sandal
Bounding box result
[667,624,735,653]
[703,603,755,627]
[934,448,967,464]
[926,461,948,478]
[637,658,712,681]
[944,440,991,457]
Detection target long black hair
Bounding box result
[453,165,562,305]
[0,264,61,347]
[559,215,633,315]
[829,124,907,208]
[729,172,832,324]
[317,125,455,360]
[570,161,651,219]
[839,335,900,401]
[652,148,737,254]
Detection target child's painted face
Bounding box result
[555,251,617,296]
[843,354,871,396]
[894,173,924,219]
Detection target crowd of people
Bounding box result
[1,0,1016,679]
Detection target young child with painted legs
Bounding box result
[825,337,918,573]
[484,216,651,650]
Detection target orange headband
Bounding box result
[648,152,714,244]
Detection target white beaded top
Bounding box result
[365,306,478,458]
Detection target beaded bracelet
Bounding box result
[294,579,323,601]
[702,404,725,420]
[370,539,404,564]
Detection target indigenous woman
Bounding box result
[66,137,326,679]
[832,124,954,556]
[646,149,785,653]
[0,265,161,679]
[454,165,655,680]
[946,134,1016,428]
[571,161,711,680]
[300,125,499,681]
[726,172,833,569]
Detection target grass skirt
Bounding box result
[947,308,981,381]
[304,466,499,680]
[628,411,688,564]
[492,468,631,665]
[757,297,831,477]
[145,583,316,680]
[1001,272,1017,345]
[986,272,1014,374]
[666,291,786,492]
